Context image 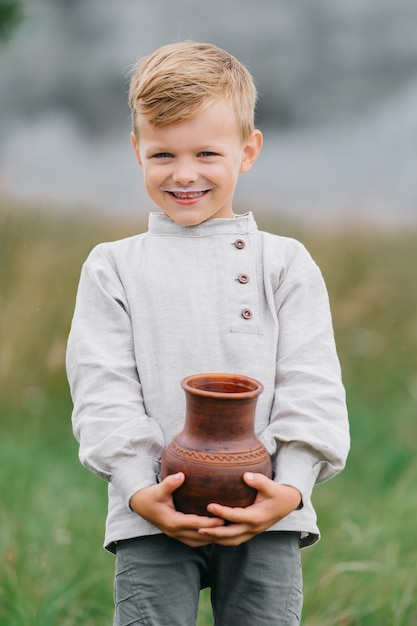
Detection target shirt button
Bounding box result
[238,274,249,284]
[234,239,245,249]
[241,309,253,320]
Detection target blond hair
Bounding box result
[128,41,258,141]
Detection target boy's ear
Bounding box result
[131,132,143,167]
[240,129,263,174]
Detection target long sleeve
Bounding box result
[66,245,165,507]
[66,213,349,550]
[259,242,349,507]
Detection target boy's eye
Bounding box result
[199,151,216,157]
[152,152,174,159]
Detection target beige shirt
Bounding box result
[66,212,349,551]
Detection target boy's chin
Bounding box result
[162,207,235,226]
[161,207,207,226]
[165,214,209,227]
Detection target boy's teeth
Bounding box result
[172,191,205,199]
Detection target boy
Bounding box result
[66,42,349,625]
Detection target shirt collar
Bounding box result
[148,212,258,237]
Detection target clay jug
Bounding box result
[160,372,272,516]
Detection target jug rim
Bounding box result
[181,372,264,399]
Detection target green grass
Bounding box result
[0,400,112,625]
[1,198,417,624]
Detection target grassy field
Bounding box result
[1,198,417,625]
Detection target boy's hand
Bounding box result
[129,472,225,547]
[198,473,302,546]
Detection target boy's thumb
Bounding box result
[162,471,185,493]
[243,471,268,490]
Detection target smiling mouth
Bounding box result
[166,190,210,200]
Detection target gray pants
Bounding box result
[113,531,303,626]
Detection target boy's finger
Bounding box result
[243,471,273,493]
[160,471,185,494]
[206,502,249,522]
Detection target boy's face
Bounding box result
[131,99,262,226]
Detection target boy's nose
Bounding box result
[172,158,198,185]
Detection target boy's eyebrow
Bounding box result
[143,142,226,156]
[142,145,171,156]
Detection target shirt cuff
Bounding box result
[273,444,322,507]
[111,458,159,507]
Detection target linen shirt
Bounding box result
[66,212,349,551]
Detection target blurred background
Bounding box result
[1,2,417,625]
[1,0,417,221]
